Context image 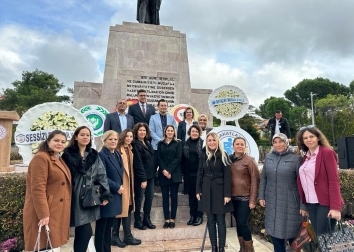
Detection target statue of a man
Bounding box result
[137,0,162,25]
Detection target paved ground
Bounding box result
[61,228,273,252]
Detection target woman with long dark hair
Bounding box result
[158,125,182,228]
[296,126,343,236]
[23,130,71,251]
[196,132,233,252]
[111,129,141,247]
[62,126,112,252]
[132,123,156,230]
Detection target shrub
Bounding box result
[0,173,26,252]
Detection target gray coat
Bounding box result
[258,150,305,239]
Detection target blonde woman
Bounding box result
[196,132,233,252]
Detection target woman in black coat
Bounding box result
[62,126,112,252]
[94,130,124,252]
[182,124,204,226]
[196,132,233,252]
[157,125,182,229]
[132,123,156,230]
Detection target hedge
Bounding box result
[1,170,354,251]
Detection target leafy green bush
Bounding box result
[0,173,26,251]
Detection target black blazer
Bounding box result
[128,103,156,125]
[98,147,124,218]
[157,139,182,186]
[268,117,291,139]
[177,120,198,146]
[104,112,134,134]
[132,139,155,182]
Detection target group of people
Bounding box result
[22,89,343,252]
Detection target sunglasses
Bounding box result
[300,125,315,131]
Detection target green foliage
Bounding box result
[0,173,26,251]
[265,97,291,119]
[289,106,310,136]
[238,115,260,141]
[284,77,350,109]
[0,69,70,115]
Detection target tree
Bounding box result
[0,69,71,115]
[289,106,310,136]
[350,80,354,94]
[256,96,291,119]
[284,77,350,109]
[315,94,348,144]
[238,114,260,141]
[265,97,291,119]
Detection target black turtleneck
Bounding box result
[188,138,199,175]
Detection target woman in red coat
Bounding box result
[296,126,343,237]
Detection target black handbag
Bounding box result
[317,218,354,252]
[82,166,102,208]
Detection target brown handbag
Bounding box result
[291,217,311,252]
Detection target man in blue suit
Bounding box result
[128,89,156,125]
[104,99,134,134]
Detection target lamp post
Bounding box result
[310,92,316,125]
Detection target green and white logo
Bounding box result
[79,105,109,137]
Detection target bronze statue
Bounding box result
[137,0,162,25]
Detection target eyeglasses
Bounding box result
[117,102,126,105]
[300,125,315,131]
[199,119,207,122]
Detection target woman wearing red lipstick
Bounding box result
[296,126,343,237]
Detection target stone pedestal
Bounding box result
[74,22,212,125]
[0,111,20,172]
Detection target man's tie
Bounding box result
[142,104,146,117]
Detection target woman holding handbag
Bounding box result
[196,132,234,252]
[95,130,124,252]
[23,130,71,251]
[62,126,112,252]
[296,126,343,236]
[229,137,260,252]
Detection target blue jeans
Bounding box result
[307,203,337,236]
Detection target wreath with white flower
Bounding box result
[30,111,79,152]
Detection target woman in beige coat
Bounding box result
[23,130,71,251]
[111,129,141,248]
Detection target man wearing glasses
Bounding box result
[104,99,134,133]
[128,89,156,125]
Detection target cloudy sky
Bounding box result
[1,0,353,107]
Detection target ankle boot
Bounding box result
[211,245,218,252]
[111,219,126,248]
[134,216,147,230]
[219,247,225,252]
[143,214,156,229]
[238,237,246,252]
[244,240,255,252]
[123,233,142,245]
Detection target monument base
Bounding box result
[0,166,15,172]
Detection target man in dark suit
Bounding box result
[104,99,134,134]
[128,89,156,125]
[267,110,291,143]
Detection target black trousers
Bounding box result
[206,213,226,247]
[307,203,337,236]
[134,177,155,220]
[117,205,133,237]
[95,217,115,252]
[188,176,203,218]
[270,236,295,252]
[74,223,92,252]
[232,199,252,241]
[160,183,179,220]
